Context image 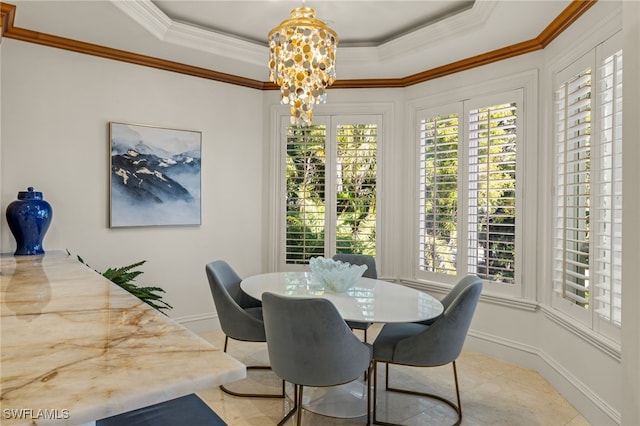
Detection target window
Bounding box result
[282,115,380,266]
[552,37,622,340]
[418,111,460,276]
[468,103,518,284]
[417,90,522,291]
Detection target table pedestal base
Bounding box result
[297,380,369,419]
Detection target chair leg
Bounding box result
[373,361,462,426]
[367,363,373,425]
[278,383,298,426]
[452,361,462,417]
[219,336,286,398]
[373,361,380,424]
[385,361,389,390]
[296,385,304,426]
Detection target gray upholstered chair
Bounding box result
[205,260,284,398]
[262,292,373,426]
[332,253,378,342]
[417,274,482,326]
[371,276,483,426]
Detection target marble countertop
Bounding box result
[0,251,245,425]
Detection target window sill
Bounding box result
[398,277,621,361]
[398,278,538,312]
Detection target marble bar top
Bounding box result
[0,251,245,426]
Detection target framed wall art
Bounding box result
[109,122,202,227]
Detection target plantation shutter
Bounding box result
[467,103,518,284]
[551,38,623,339]
[418,112,459,275]
[553,68,592,306]
[283,116,380,266]
[593,49,623,326]
[285,124,327,264]
[335,123,377,255]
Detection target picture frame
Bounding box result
[109,122,202,227]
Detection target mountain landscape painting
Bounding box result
[109,122,201,227]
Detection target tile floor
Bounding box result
[197,325,590,425]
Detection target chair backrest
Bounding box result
[394,277,483,367]
[332,254,378,279]
[262,292,372,387]
[417,274,481,326]
[205,260,265,341]
[440,275,481,310]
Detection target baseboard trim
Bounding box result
[174,312,220,334]
[467,329,621,425]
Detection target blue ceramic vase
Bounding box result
[6,187,53,256]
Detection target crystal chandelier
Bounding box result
[268,6,338,126]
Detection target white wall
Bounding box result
[621,1,640,424]
[1,40,265,330]
[2,1,635,424]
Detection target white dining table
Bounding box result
[241,271,444,324]
[240,271,444,419]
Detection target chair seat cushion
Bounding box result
[372,322,429,362]
[97,394,226,426]
[414,314,441,326]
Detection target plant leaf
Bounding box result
[70,252,172,315]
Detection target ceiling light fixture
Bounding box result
[268,6,338,126]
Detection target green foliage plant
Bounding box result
[71,251,173,314]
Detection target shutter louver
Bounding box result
[594,50,622,325]
[553,68,592,307]
[335,124,377,255]
[285,125,327,264]
[418,114,459,274]
[552,44,623,338]
[467,104,517,284]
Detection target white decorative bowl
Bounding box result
[309,256,368,293]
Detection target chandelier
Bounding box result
[268,6,338,126]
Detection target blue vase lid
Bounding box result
[17,187,43,200]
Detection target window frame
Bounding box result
[414,90,524,297]
[550,32,622,342]
[269,109,387,272]
[407,71,538,300]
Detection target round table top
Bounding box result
[241,271,444,323]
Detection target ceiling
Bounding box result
[153,0,476,47]
[6,1,574,83]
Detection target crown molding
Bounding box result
[111,0,267,67]
[1,3,265,90]
[1,1,597,90]
[1,2,16,41]
[112,0,496,69]
[373,1,497,63]
[111,0,171,39]
[538,0,597,47]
